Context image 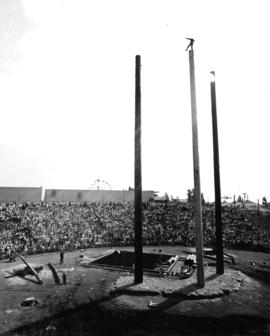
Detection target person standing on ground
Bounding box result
[59,248,64,264]
[62,271,67,285]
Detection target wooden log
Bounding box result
[18,254,43,284]
[48,262,61,284]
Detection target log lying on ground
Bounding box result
[18,254,43,284]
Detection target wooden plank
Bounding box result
[166,255,180,274]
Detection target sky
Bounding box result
[0,0,270,202]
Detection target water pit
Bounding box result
[81,249,187,275]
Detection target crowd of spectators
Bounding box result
[0,200,269,259]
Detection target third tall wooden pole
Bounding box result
[188,48,205,288]
[210,71,224,275]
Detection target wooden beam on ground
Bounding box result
[18,254,43,284]
[166,255,180,274]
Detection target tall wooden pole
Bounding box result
[188,46,205,288]
[210,71,224,275]
[134,55,143,284]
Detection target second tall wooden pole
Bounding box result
[188,48,205,288]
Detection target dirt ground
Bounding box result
[0,246,269,336]
[0,248,121,335]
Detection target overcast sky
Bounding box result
[0,0,269,202]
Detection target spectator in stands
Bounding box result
[0,200,269,260]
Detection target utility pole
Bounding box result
[210,71,224,275]
[134,55,143,284]
[186,38,205,288]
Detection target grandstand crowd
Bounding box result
[0,200,269,259]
